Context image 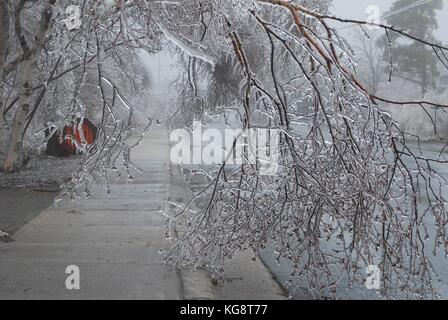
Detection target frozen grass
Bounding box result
[0,153,82,191]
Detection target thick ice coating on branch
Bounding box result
[156,20,218,67]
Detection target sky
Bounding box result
[331,0,448,44]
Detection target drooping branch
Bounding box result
[257,0,448,110]
[162,0,448,299]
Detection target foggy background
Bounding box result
[332,0,448,43]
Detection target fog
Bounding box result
[332,0,448,43]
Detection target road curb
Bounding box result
[180,269,217,300]
[167,161,217,300]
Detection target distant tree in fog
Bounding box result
[380,0,444,96]
[353,29,384,95]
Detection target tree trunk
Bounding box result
[0,0,10,129]
[3,60,34,172]
[3,0,55,172]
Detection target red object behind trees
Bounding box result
[46,118,97,156]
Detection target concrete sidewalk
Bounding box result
[0,125,181,299]
[0,125,286,300]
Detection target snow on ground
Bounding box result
[0,153,81,190]
[386,103,448,141]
